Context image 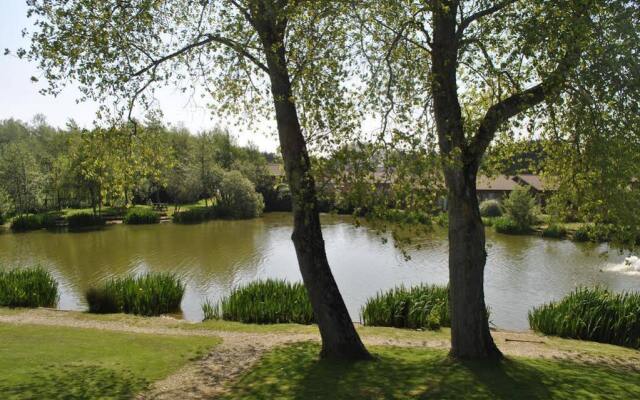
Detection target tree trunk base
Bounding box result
[320,342,373,362]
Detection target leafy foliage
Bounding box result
[361,284,450,330]
[493,217,523,235]
[542,224,567,239]
[479,200,503,218]
[529,287,640,349]
[66,212,105,229]
[10,214,57,232]
[501,186,537,232]
[86,273,184,316]
[123,208,160,225]
[217,171,264,219]
[205,280,314,325]
[0,267,58,308]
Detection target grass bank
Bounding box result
[223,342,640,399]
[0,322,219,399]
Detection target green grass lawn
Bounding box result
[223,342,640,400]
[0,323,220,399]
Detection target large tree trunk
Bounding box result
[445,165,502,360]
[257,18,371,361]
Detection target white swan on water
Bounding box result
[624,256,640,271]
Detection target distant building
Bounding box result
[477,174,556,205]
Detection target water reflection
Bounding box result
[0,213,637,330]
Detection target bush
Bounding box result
[360,284,450,330]
[481,217,494,227]
[217,170,265,219]
[573,226,590,242]
[10,214,57,232]
[529,287,640,349]
[205,279,314,324]
[493,216,523,234]
[86,273,184,316]
[66,212,105,229]
[502,185,537,231]
[542,224,567,239]
[434,212,448,227]
[172,207,217,224]
[123,208,160,225]
[0,267,58,308]
[479,200,502,217]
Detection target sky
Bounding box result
[0,1,280,152]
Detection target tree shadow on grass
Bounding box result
[0,364,148,400]
[224,342,640,400]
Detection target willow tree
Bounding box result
[22,0,370,360]
[358,0,640,359]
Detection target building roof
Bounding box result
[266,163,285,177]
[476,175,519,191]
[514,174,557,191]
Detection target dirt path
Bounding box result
[2,308,639,399]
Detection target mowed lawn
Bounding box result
[0,323,219,399]
[224,342,640,400]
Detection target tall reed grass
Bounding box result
[123,208,160,225]
[529,287,640,349]
[86,273,184,316]
[66,212,105,229]
[11,214,57,232]
[361,284,450,330]
[0,267,58,307]
[203,279,314,324]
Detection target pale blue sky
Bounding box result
[0,1,279,151]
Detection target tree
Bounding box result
[359,0,639,359]
[502,186,537,231]
[218,170,265,218]
[23,0,370,359]
[0,142,42,215]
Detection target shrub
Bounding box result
[542,224,567,239]
[172,207,217,224]
[502,185,537,231]
[434,212,448,227]
[205,279,314,324]
[493,216,523,234]
[217,170,265,219]
[10,214,57,232]
[529,287,640,349]
[86,273,184,316]
[479,199,502,217]
[0,267,58,308]
[482,217,494,227]
[361,284,450,330]
[573,226,590,242]
[66,212,105,229]
[123,208,160,225]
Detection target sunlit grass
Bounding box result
[0,323,219,399]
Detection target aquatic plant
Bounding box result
[10,214,57,232]
[66,212,105,229]
[361,284,450,330]
[529,287,640,349]
[572,226,590,242]
[86,273,184,316]
[0,267,58,308]
[542,224,567,239]
[123,208,160,225]
[172,208,217,224]
[205,279,314,324]
[480,200,503,218]
[493,216,524,234]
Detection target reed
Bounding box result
[529,287,640,349]
[361,284,450,330]
[204,279,314,324]
[11,214,57,232]
[86,273,184,316]
[542,224,567,239]
[0,267,58,308]
[66,212,105,229]
[123,208,160,225]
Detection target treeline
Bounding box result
[0,116,289,221]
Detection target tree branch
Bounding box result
[467,45,581,162]
[457,0,517,39]
[131,33,269,78]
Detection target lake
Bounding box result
[1,212,638,330]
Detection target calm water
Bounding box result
[1,213,638,330]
